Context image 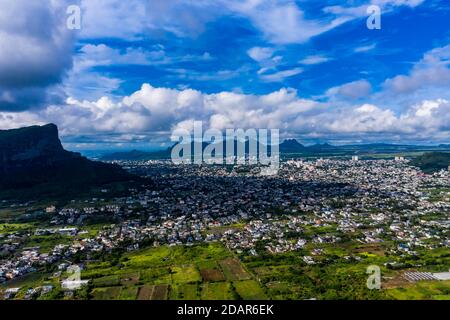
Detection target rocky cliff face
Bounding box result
[0,124,136,198]
[0,123,81,174]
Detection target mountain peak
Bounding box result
[279,139,306,153]
[0,124,136,199]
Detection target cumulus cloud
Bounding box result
[2,83,450,143]
[383,44,450,95]
[0,0,76,111]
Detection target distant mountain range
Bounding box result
[100,139,450,161]
[0,124,137,199]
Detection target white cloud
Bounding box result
[227,0,352,44]
[3,83,450,143]
[354,43,377,53]
[299,55,331,65]
[259,68,303,82]
[326,80,372,100]
[383,44,450,95]
[80,0,221,39]
[324,0,425,17]
[76,44,167,68]
[247,47,275,62]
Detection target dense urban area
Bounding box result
[1,158,449,300]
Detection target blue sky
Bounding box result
[80,1,448,98]
[0,0,450,150]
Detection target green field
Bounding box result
[92,287,121,300]
[2,242,449,300]
[0,223,33,234]
[200,282,235,300]
[233,280,268,300]
[388,281,450,300]
[170,265,201,283]
[169,283,199,300]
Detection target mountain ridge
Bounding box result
[99,139,450,161]
[0,124,137,199]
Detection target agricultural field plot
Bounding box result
[137,285,153,300]
[200,268,225,282]
[134,284,169,300]
[92,275,120,287]
[196,260,219,270]
[387,280,450,300]
[140,267,171,283]
[92,287,121,300]
[119,286,139,300]
[123,243,230,270]
[152,284,169,300]
[233,280,268,300]
[219,258,251,281]
[170,265,201,283]
[169,283,199,300]
[200,282,235,300]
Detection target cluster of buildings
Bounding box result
[1,158,449,293]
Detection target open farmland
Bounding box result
[219,258,252,281]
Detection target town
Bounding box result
[0,158,449,300]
